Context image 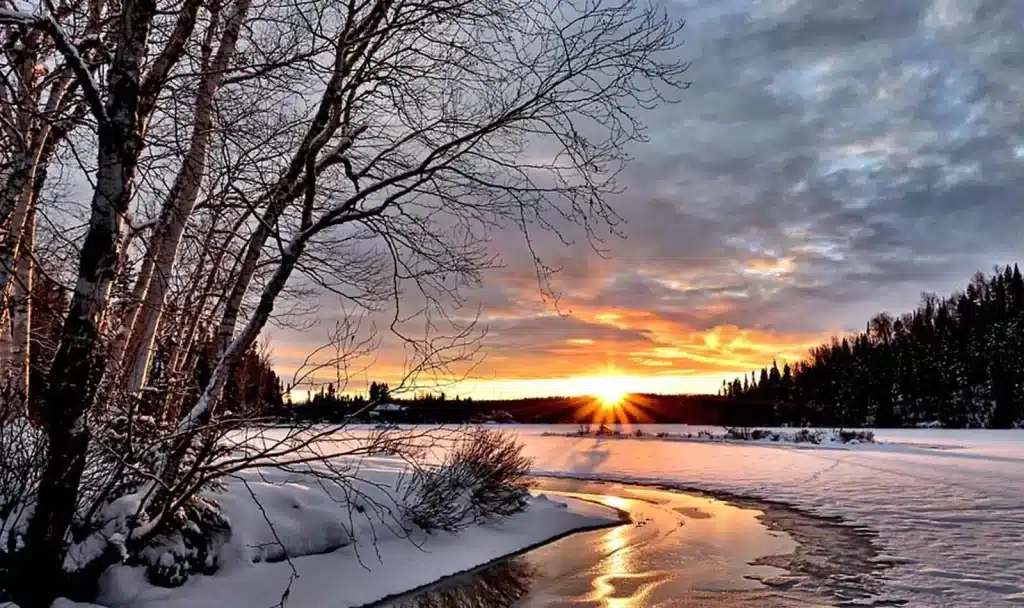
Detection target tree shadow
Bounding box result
[562,435,612,478]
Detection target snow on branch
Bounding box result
[0,9,109,125]
[0,8,40,24]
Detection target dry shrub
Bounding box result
[792,428,826,444]
[833,429,876,444]
[724,427,753,440]
[403,428,532,533]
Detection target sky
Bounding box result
[275,0,1024,400]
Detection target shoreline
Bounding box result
[360,494,629,607]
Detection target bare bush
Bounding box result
[403,429,532,533]
[833,429,876,444]
[723,426,753,440]
[792,429,826,444]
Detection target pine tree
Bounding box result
[780,363,793,402]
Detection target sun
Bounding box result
[593,378,629,409]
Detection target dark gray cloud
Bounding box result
[505,0,1024,337]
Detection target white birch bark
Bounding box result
[19,0,203,596]
[9,206,34,408]
[0,153,43,368]
[121,0,252,395]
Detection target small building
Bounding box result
[367,401,407,423]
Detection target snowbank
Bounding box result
[543,425,876,446]
[510,424,1024,606]
[96,455,617,608]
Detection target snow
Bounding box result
[508,424,1024,606]
[544,425,876,446]
[95,454,617,608]
[0,417,42,555]
[0,9,41,25]
[30,424,1024,607]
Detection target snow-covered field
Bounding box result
[91,452,616,608]
[510,424,1024,606]
[540,424,878,446]
[26,424,1024,607]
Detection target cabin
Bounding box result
[367,401,408,423]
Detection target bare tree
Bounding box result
[2,0,207,600]
[0,0,689,603]
[115,0,252,396]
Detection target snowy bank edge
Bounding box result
[361,494,627,607]
[540,427,878,448]
[91,493,622,608]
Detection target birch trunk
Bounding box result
[109,238,157,366]
[0,153,41,369]
[111,0,221,371]
[10,205,34,410]
[122,0,251,395]
[17,0,163,601]
[0,109,69,376]
[0,75,77,320]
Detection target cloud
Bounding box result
[278,0,1024,395]
[541,0,1024,328]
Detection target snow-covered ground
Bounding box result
[541,424,877,446]
[508,424,1024,606]
[91,453,617,608]
[24,424,1024,607]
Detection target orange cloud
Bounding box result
[742,255,796,276]
[269,246,842,400]
[271,302,835,399]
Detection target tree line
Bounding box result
[723,265,1024,428]
[287,380,480,423]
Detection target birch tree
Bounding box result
[114,0,252,398]
[2,0,207,601]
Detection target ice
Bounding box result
[511,424,1024,606]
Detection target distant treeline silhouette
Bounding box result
[284,389,781,426]
[723,265,1024,429]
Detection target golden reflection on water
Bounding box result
[582,495,669,607]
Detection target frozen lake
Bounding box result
[385,478,889,607]
[505,425,1024,605]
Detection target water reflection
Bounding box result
[583,512,668,608]
[385,557,536,608]
[381,479,890,608]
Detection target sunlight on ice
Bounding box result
[583,495,667,607]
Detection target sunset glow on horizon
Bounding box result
[274,322,836,401]
[271,0,1024,403]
